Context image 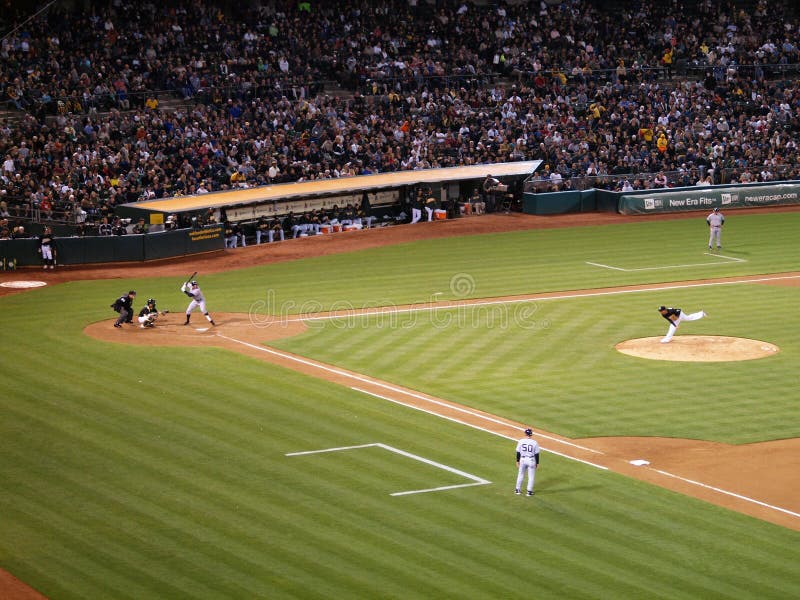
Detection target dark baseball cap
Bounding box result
[128,290,137,295]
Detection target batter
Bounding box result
[182,280,216,326]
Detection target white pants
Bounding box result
[411,208,422,223]
[708,226,722,248]
[424,206,433,221]
[662,310,705,342]
[516,458,537,492]
[41,245,53,261]
[187,299,207,314]
[138,314,156,326]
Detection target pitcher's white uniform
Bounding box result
[658,306,706,343]
[182,281,216,326]
[515,428,540,496]
[707,208,724,249]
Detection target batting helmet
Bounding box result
[147,298,156,305]
[190,280,198,286]
[524,428,533,436]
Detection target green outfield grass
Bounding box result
[1,211,799,599]
[273,283,800,443]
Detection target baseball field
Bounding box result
[1,208,799,599]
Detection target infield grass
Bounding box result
[1,211,799,599]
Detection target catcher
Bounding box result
[137,298,168,328]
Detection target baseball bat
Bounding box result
[184,271,197,285]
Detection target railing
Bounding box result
[12,57,800,119]
[683,61,800,82]
[1,196,91,226]
[7,78,333,117]
[524,165,800,193]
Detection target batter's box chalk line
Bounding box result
[586,253,746,272]
[286,442,490,496]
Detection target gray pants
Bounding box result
[115,307,131,326]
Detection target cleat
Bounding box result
[660,338,670,343]
[114,323,122,328]
[702,311,708,317]
[527,491,534,496]
[515,489,521,495]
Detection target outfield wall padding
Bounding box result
[0,226,224,267]
[523,191,584,214]
[618,182,800,214]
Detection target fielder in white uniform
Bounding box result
[658,306,706,343]
[706,207,724,249]
[181,281,216,326]
[515,428,540,496]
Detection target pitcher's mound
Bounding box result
[616,336,779,362]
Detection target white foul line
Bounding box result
[704,251,746,261]
[216,332,601,457]
[651,469,800,519]
[220,268,800,518]
[286,442,490,496]
[586,253,746,272]
[351,387,608,471]
[280,273,799,323]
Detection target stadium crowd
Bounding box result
[1,0,800,240]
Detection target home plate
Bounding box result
[629,459,650,466]
[195,327,209,332]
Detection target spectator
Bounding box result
[132,218,149,234]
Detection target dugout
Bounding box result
[115,162,543,233]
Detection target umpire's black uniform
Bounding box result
[112,291,136,327]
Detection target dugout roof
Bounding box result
[121,161,542,214]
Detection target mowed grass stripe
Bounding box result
[277,285,800,442]
[3,212,800,599]
[1,415,296,591]
[199,212,800,312]
[262,462,489,597]
[3,402,409,596]
[2,497,186,599]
